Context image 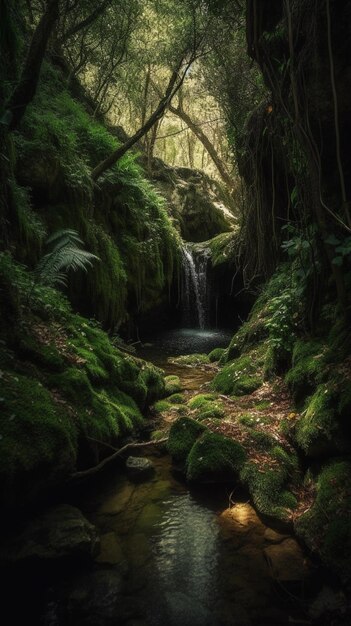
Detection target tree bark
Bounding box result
[168,103,234,189]
[59,0,112,44]
[5,0,60,131]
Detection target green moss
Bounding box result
[18,335,65,372]
[167,393,185,404]
[186,432,246,482]
[187,394,225,420]
[196,405,225,421]
[208,232,236,267]
[294,384,341,457]
[167,417,206,463]
[170,353,210,366]
[208,348,225,362]
[188,393,217,409]
[240,459,297,521]
[285,339,325,403]
[238,414,256,427]
[153,399,172,413]
[0,371,77,508]
[212,351,263,396]
[254,400,271,410]
[164,375,182,395]
[15,62,180,329]
[249,430,276,450]
[295,461,351,581]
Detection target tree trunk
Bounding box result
[169,103,234,189]
[91,58,189,181]
[5,0,60,131]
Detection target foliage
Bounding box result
[34,229,99,287]
[0,253,167,509]
[13,62,180,327]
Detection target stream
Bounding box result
[1,330,340,626]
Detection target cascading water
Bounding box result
[181,244,210,329]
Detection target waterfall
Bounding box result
[181,244,210,329]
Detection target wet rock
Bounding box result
[95,532,124,566]
[1,504,99,563]
[164,591,212,625]
[264,538,310,582]
[308,586,347,620]
[264,528,290,544]
[126,456,154,479]
[67,569,123,625]
[98,483,135,516]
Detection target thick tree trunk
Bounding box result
[4,0,60,131]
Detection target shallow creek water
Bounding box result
[1,330,337,625]
[72,454,319,626]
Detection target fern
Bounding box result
[35,229,99,287]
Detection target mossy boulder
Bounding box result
[285,339,325,404]
[211,351,263,396]
[167,393,185,404]
[188,394,225,421]
[170,353,210,366]
[240,450,298,522]
[186,432,246,482]
[167,417,206,464]
[1,505,100,563]
[0,256,167,511]
[208,348,225,362]
[295,461,351,582]
[164,375,182,395]
[294,384,348,458]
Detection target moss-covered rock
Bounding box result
[211,350,263,396]
[188,393,225,420]
[293,382,350,458]
[295,461,351,582]
[208,348,225,362]
[14,62,180,330]
[186,432,246,482]
[285,339,325,404]
[240,449,298,522]
[164,375,182,395]
[187,393,217,409]
[167,417,206,464]
[170,353,210,366]
[167,393,185,404]
[0,255,167,511]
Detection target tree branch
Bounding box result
[91,56,193,181]
[59,0,112,44]
[70,438,168,481]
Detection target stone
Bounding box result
[264,538,310,582]
[264,527,290,544]
[98,483,135,516]
[125,456,154,479]
[95,532,124,565]
[1,504,100,563]
[67,569,122,625]
[308,586,347,620]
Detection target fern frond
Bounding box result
[34,228,100,287]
